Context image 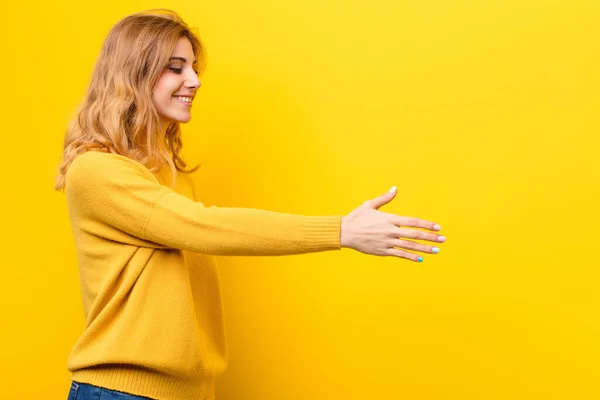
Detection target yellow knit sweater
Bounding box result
[64,151,342,400]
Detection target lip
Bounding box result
[173,93,195,98]
[173,95,194,106]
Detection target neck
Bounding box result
[159,120,171,137]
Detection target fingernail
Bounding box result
[437,236,446,242]
[433,224,442,231]
[432,247,440,254]
[389,186,397,193]
[417,256,424,262]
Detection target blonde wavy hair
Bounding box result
[55,9,204,190]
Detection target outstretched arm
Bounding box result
[66,152,444,260]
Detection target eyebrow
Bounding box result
[169,56,197,65]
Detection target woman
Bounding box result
[56,9,446,400]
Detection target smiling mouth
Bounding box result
[173,95,193,104]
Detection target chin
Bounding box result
[168,114,192,124]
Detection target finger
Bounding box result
[367,186,398,210]
[390,239,440,254]
[394,227,446,243]
[386,248,424,263]
[390,215,442,232]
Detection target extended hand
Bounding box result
[340,186,446,262]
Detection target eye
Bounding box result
[168,67,183,74]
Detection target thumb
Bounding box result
[368,186,397,210]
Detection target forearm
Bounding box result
[144,192,342,255]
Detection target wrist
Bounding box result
[340,216,352,249]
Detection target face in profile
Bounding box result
[152,36,202,128]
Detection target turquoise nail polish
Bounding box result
[432,247,440,254]
[417,256,424,262]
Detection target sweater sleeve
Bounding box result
[65,152,341,256]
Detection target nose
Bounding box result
[185,71,201,89]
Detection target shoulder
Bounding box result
[66,151,159,192]
[69,151,147,171]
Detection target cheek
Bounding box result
[155,74,181,97]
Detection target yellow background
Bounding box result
[1,0,599,398]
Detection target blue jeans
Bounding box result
[67,381,154,399]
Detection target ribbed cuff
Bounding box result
[301,215,342,251]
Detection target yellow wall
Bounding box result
[1,0,599,398]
